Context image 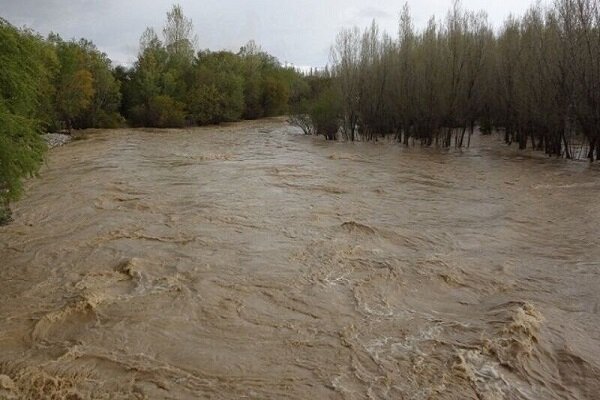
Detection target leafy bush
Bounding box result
[0,21,48,211]
[128,95,185,128]
[310,87,341,140]
[186,54,244,125]
[262,75,289,117]
[148,95,186,128]
[93,111,125,129]
[0,105,46,203]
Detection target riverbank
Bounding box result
[43,133,72,149]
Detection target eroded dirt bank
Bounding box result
[1,119,599,399]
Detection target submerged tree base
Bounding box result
[0,207,12,226]
[291,1,600,162]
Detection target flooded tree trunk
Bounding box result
[589,138,597,162]
[458,126,467,148]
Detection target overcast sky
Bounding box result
[1,0,541,67]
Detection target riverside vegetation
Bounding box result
[292,0,600,163]
[0,5,305,221]
[1,0,600,221]
[1,3,600,398]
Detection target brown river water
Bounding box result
[1,118,599,399]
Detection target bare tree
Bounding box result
[331,27,361,141]
[319,0,600,159]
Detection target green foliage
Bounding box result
[0,21,47,207]
[78,46,123,128]
[186,51,244,124]
[149,95,186,128]
[124,9,301,127]
[309,86,341,140]
[163,4,196,64]
[45,36,124,131]
[238,41,298,120]
[126,33,168,111]
[0,4,305,218]
[55,66,95,130]
[262,74,289,116]
[242,73,264,119]
[289,71,337,136]
[0,19,126,212]
[130,95,185,128]
[0,104,46,200]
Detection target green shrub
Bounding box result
[128,95,186,128]
[310,87,341,140]
[94,111,125,129]
[0,21,48,211]
[262,75,289,117]
[147,95,186,128]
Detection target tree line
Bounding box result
[0,18,123,222]
[291,0,600,161]
[2,1,599,222]
[117,6,303,128]
[0,5,303,222]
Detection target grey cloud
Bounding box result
[0,0,539,67]
[359,6,393,20]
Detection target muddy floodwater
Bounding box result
[1,119,599,399]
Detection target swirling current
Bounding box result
[1,118,599,399]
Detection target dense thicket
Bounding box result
[119,5,302,128]
[51,36,123,131]
[2,1,598,221]
[0,20,48,222]
[0,19,123,221]
[293,0,600,161]
[0,5,300,218]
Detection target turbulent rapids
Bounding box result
[0,118,599,399]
